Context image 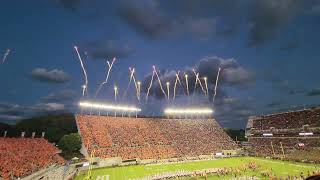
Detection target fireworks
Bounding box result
[173,71,182,100]
[153,66,167,99]
[95,58,116,98]
[82,85,87,97]
[213,67,221,103]
[130,68,140,101]
[123,67,135,99]
[106,58,116,83]
[2,49,10,64]
[192,69,206,95]
[74,58,220,115]
[137,81,141,102]
[185,74,189,95]
[79,101,141,112]
[164,107,213,115]
[166,82,170,101]
[74,46,88,96]
[146,70,155,102]
[114,85,118,101]
[204,77,208,96]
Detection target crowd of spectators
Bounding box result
[76,115,237,160]
[248,137,320,157]
[251,108,320,130]
[247,107,320,161]
[0,137,65,179]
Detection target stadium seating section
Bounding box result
[76,115,237,160]
[246,107,320,158]
[0,138,65,179]
[249,108,320,130]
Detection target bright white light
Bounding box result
[79,101,141,112]
[299,132,313,136]
[263,133,273,136]
[164,108,213,115]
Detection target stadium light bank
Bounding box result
[79,101,141,112]
[164,108,214,115]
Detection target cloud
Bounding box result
[0,115,24,121]
[0,101,70,122]
[55,0,315,46]
[247,0,301,46]
[196,56,253,86]
[180,17,217,40]
[41,90,77,102]
[86,40,134,60]
[306,88,320,96]
[116,0,173,39]
[288,89,305,95]
[141,56,253,99]
[116,0,220,40]
[115,0,304,44]
[223,67,252,85]
[58,0,81,11]
[30,103,65,112]
[31,68,71,83]
[0,103,25,116]
[308,3,320,15]
[277,40,299,51]
[213,100,254,128]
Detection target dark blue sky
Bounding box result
[1,0,320,128]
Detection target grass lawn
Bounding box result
[75,157,320,180]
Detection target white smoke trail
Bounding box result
[114,85,118,102]
[173,71,182,100]
[105,58,116,83]
[137,81,141,102]
[123,67,134,99]
[153,66,167,99]
[95,58,116,98]
[146,70,155,103]
[2,49,10,64]
[173,72,178,100]
[213,67,221,103]
[74,46,88,96]
[204,77,209,96]
[166,82,170,101]
[185,74,189,95]
[132,76,139,101]
[193,69,206,95]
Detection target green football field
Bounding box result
[75,157,320,180]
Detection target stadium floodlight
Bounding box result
[164,108,213,115]
[79,101,141,112]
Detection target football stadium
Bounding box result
[1,1,320,180]
[0,106,319,179]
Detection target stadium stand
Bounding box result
[246,107,320,161]
[0,137,65,179]
[76,115,237,160]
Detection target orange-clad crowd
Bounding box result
[76,115,237,160]
[0,138,65,179]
